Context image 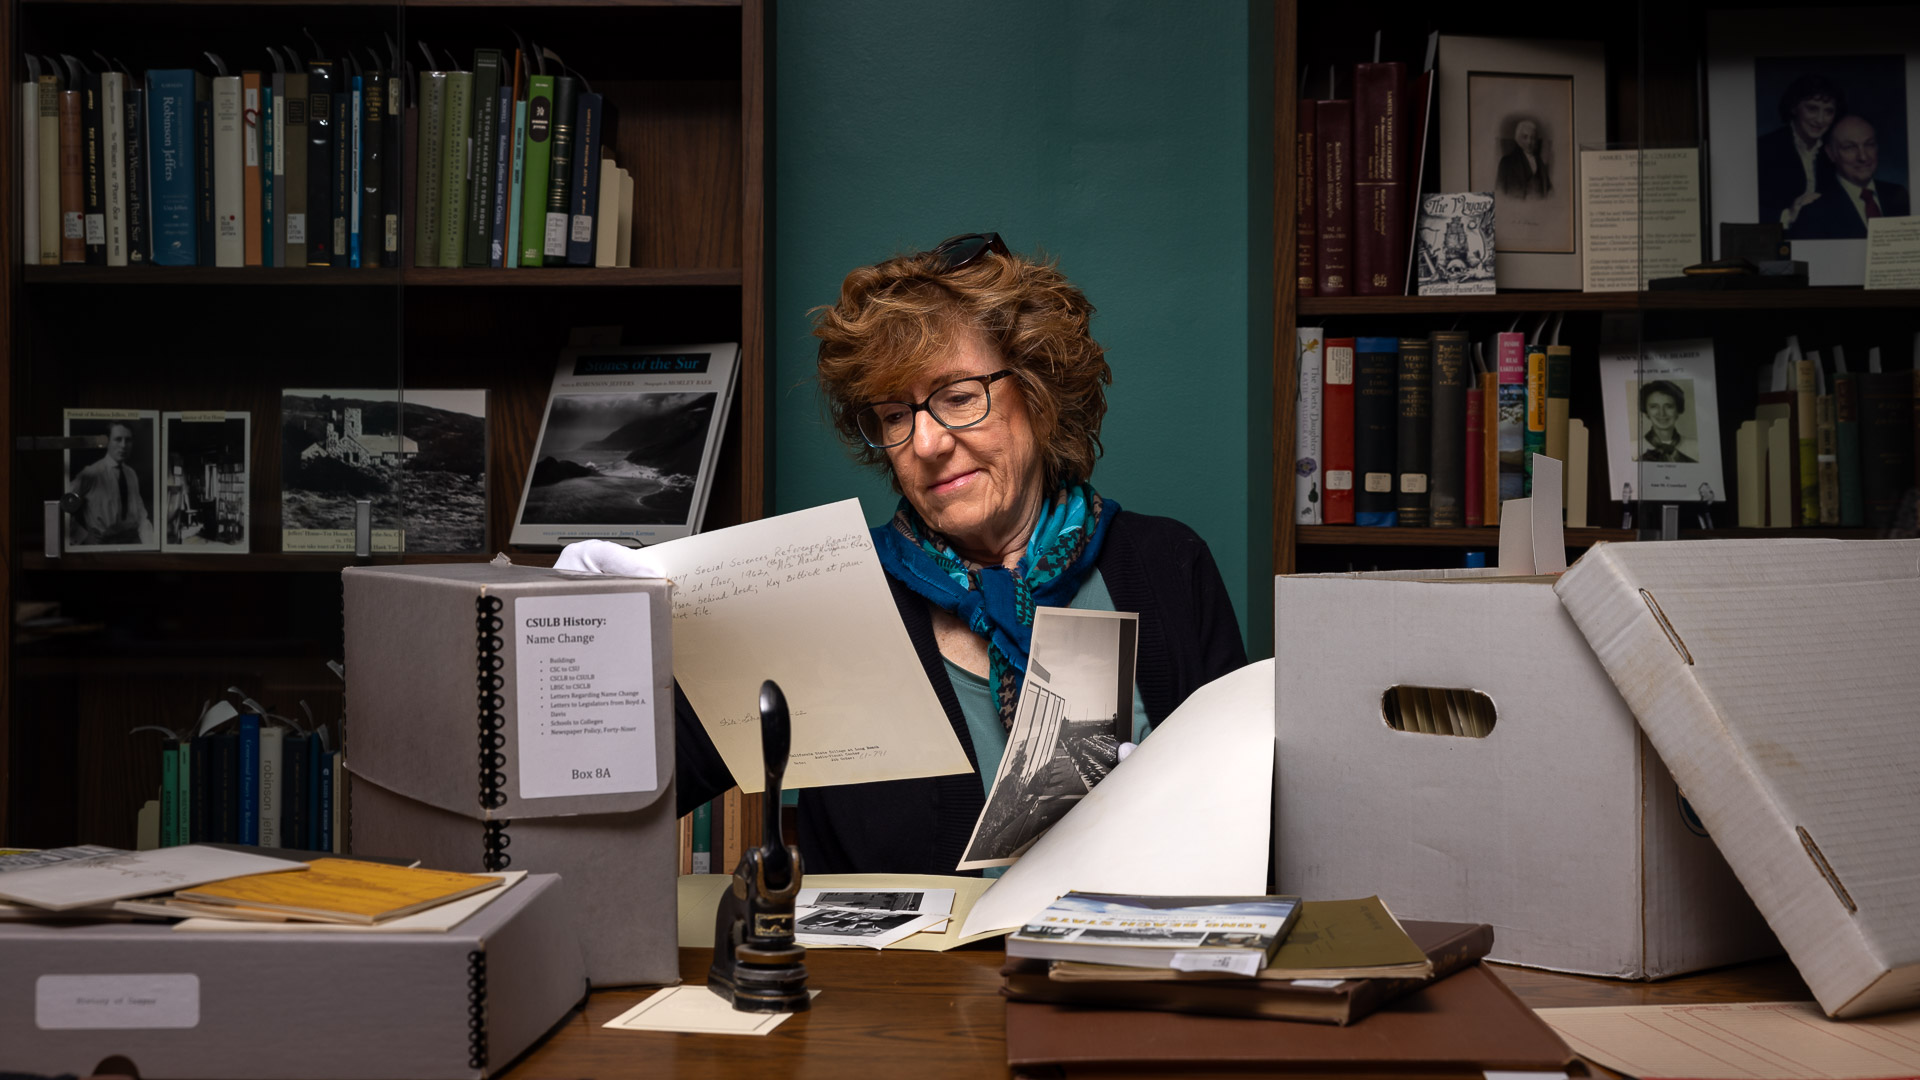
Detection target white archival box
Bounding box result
[1556,537,1920,1016]
[1274,560,1779,978]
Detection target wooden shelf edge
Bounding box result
[1298,288,1920,316]
[23,265,743,287]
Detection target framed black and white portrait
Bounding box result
[1439,35,1607,290]
[62,408,161,553]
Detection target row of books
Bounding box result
[676,790,760,876]
[1295,59,1425,297]
[1293,326,1588,529]
[14,44,635,269]
[144,717,343,856]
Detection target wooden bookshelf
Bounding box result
[0,0,766,847]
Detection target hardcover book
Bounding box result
[305,59,334,266]
[511,343,741,547]
[125,80,148,264]
[1321,337,1356,524]
[175,858,502,924]
[1352,61,1407,296]
[413,69,447,267]
[466,49,504,267]
[1428,330,1469,527]
[1007,893,1302,973]
[1353,337,1399,526]
[1294,328,1323,524]
[161,411,250,553]
[147,70,202,266]
[1294,96,1315,296]
[1414,191,1495,295]
[542,75,579,260]
[62,409,161,552]
[565,90,606,266]
[1395,335,1432,527]
[517,74,556,266]
[1313,98,1352,296]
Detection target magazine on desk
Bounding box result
[511,343,740,548]
[1008,892,1303,975]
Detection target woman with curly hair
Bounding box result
[673,232,1246,874]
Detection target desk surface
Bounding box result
[503,947,1812,1079]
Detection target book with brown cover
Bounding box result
[1002,919,1492,1027]
[1428,330,1469,527]
[1353,61,1407,296]
[1295,96,1316,297]
[1857,370,1914,529]
[1005,960,1572,1076]
[1314,99,1352,296]
[59,82,85,264]
[1396,335,1432,527]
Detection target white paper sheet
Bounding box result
[626,500,971,793]
[1539,1001,1920,1080]
[513,592,657,799]
[958,659,1275,939]
[0,845,308,912]
[602,986,817,1035]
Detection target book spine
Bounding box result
[124,81,148,264]
[1835,372,1864,527]
[271,72,285,267]
[1544,346,1572,489]
[382,72,403,266]
[175,738,192,846]
[1353,337,1398,526]
[82,72,105,265]
[1857,371,1913,529]
[1465,381,1485,528]
[1313,99,1352,296]
[145,73,195,265]
[283,73,308,266]
[211,732,238,844]
[1523,345,1547,495]
[615,168,633,266]
[260,86,274,267]
[467,49,503,267]
[258,725,283,848]
[361,73,384,270]
[1428,330,1468,527]
[1345,923,1498,1020]
[566,91,604,266]
[1481,364,1499,524]
[1395,336,1432,526]
[38,76,62,264]
[1817,392,1839,526]
[160,742,180,847]
[281,732,309,849]
[21,74,38,265]
[439,71,474,268]
[194,77,212,264]
[518,75,555,266]
[1294,96,1315,297]
[1294,328,1324,524]
[237,714,260,845]
[332,83,351,267]
[212,76,244,267]
[490,86,512,267]
[505,99,527,268]
[543,76,579,260]
[692,799,713,874]
[595,157,621,266]
[242,72,262,265]
[306,61,334,266]
[317,748,335,854]
[103,72,128,267]
[1352,62,1406,296]
[1796,356,1819,526]
[189,736,208,842]
[413,71,446,267]
[59,86,84,263]
[1321,338,1356,524]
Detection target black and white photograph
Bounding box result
[1439,35,1607,289]
[62,409,160,552]
[511,343,741,548]
[1414,192,1497,295]
[1600,340,1727,505]
[792,906,948,949]
[280,389,488,553]
[161,412,250,554]
[1469,73,1575,254]
[959,607,1141,870]
[517,392,715,529]
[1708,11,1920,284]
[796,888,955,915]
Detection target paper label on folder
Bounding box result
[514,592,657,798]
[37,974,200,1029]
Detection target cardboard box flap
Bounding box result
[344,563,674,822]
[1555,538,1920,1017]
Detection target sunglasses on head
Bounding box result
[927,232,1010,273]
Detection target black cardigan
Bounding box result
[672,509,1248,874]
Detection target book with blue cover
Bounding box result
[146,69,201,265]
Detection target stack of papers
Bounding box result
[678,873,1002,951]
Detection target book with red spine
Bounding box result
[1352,62,1406,296]
[1495,331,1528,502]
[1314,99,1353,297]
[1322,337,1357,524]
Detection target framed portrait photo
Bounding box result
[1439,36,1608,290]
[1706,9,1920,285]
[62,408,161,552]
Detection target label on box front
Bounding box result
[514,592,658,798]
[36,974,200,1030]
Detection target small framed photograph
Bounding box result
[62,409,160,552]
[1439,35,1607,289]
[161,411,251,553]
[1706,9,1919,285]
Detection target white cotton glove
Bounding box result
[552,539,669,579]
[1116,741,1136,762]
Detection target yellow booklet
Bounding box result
[175,858,503,925]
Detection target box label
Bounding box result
[514,592,658,798]
[36,974,200,1029]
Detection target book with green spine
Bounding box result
[437,70,473,268]
[1835,371,1864,527]
[517,74,555,267]
[412,70,447,267]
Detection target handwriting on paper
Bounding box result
[673,531,874,620]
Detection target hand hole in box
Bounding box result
[1378,686,1496,737]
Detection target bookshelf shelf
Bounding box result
[1299,289,1920,317]
[22,266,743,287]
[1296,526,1632,549]
[19,551,497,572]
[403,266,743,287]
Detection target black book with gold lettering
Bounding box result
[305,59,334,265]
[541,74,578,262]
[1395,335,1432,527]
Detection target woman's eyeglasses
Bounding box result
[857,370,1015,449]
[927,232,1009,274]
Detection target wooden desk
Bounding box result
[502,947,1811,1078]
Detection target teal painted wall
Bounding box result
[770,2,1272,654]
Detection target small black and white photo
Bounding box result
[1600,340,1728,505]
[794,909,924,939]
[517,391,716,528]
[959,608,1140,870]
[1414,192,1497,295]
[62,409,160,552]
[280,389,487,553]
[807,890,926,912]
[1469,72,1576,254]
[161,412,250,553]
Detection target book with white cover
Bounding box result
[511,343,741,548]
[213,74,243,267]
[102,71,127,266]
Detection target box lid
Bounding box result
[1555,538,1920,1017]
[343,563,674,822]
